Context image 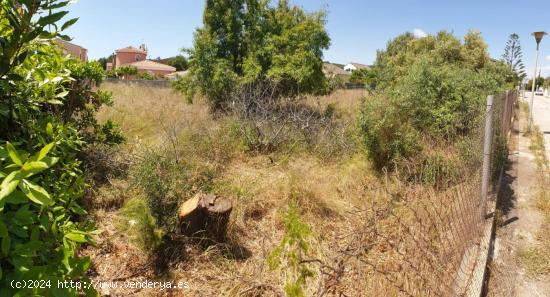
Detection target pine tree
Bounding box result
[502,33,527,82]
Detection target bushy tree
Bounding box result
[360,30,512,171]
[349,68,378,90]
[461,30,490,70]
[176,0,330,110]
[502,33,526,84]
[97,54,114,70]
[166,55,188,71]
[526,76,545,91]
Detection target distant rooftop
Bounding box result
[115,46,147,54]
[129,60,176,72]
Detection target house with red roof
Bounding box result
[106,44,176,78]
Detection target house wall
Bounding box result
[115,52,146,68]
[56,40,88,61]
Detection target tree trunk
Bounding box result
[178,193,232,242]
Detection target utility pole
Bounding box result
[529,31,547,131]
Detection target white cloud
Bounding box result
[538,65,550,77]
[545,55,550,61]
[413,28,428,38]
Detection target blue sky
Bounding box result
[64,0,550,78]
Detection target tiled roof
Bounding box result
[129,60,176,72]
[115,46,147,54]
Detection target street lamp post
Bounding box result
[529,31,547,131]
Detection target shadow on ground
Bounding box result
[152,234,252,275]
[495,125,519,219]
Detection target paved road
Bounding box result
[524,91,550,160]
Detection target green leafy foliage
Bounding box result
[131,149,216,232]
[360,30,512,172]
[267,204,314,297]
[136,71,157,80]
[96,54,114,70]
[0,142,96,296]
[117,198,164,252]
[526,76,545,91]
[164,55,188,71]
[106,65,138,79]
[359,95,421,171]
[176,0,330,110]
[349,68,378,91]
[0,1,121,295]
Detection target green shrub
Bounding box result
[117,198,164,251]
[131,149,216,232]
[106,65,138,79]
[136,72,157,80]
[415,152,461,189]
[0,1,120,295]
[349,68,379,90]
[360,30,511,172]
[359,96,421,171]
[267,203,314,297]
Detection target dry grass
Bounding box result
[86,83,487,296]
[304,88,365,120]
[87,83,383,296]
[97,83,212,147]
[518,126,550,276]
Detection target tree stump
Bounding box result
[178,193,232,242]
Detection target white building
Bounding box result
[343,62,370,73]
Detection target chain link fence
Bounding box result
[319,89,518,296]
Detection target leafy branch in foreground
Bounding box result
[1,0,121,295]
[0,141,97,296]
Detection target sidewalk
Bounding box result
[487,100,550,297]
[529,92,550,162]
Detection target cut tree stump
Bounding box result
[178,193,232,241]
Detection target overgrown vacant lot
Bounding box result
[88,83,386,296]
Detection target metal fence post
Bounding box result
[503,91,510,137]
[481,95,494,218]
